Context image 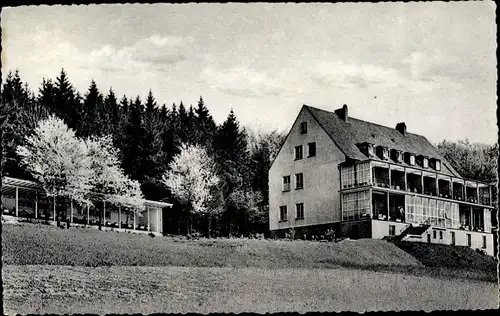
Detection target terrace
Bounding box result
[1,176,172,234]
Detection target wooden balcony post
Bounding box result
[133,211,136,230]
[435,175,439,196]
[386,192,390,219]
[34,191,38,219]
[450,178,454,200]
[476,182,480,204]
[147,206,150,231]
[404,168,407,191]
[388,164,392,188]
[87,203,90,225]
[118,205,122,229]
[15,186,19,217]
[470,206,473,230]
[103,200,106,226]
[157,207,160,233]
[420,171,424,194]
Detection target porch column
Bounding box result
[476,182,480,204]
[35,191,38,219]
[103,200,106,226]
[147,206,150,231]
[53,196,56,220]
[133,212,136,230]
[470,206,473,230]
[489,185,492,206]
[70,199,74,223]
[450,178,454,199]
[86,204,90,225]
[388,164,392,188]
[435,175,439,196]
[386,192,390,219]
[404,168,407,191]
[462,180,466,200]
[157,207,160,233]
[118,205,122,229]
[420,171,424,194]
[15,186,19,217]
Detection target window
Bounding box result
[435,160,441,171]
[295,173,304,189]
[308,142,316,157]
[294,145,303,160]
[341,165,356,189]
[423,157,429,168]
[296,203,304,219]
[482,235,486,249]
[433,230,437,239]
[282,176,291,191]
[409,155,415,166]
[389,225,396,236]
[279,206,287,221]
[451,231,455,245]
[356,162,372,185]
[382,148,389,160]
[466,234,471,247]
[439,231,443,240]
[367,144,374,157]
[342,191,370,220]
[300,122,307,134]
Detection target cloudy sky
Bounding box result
[1,2,497,144]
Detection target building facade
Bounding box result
[269,104,496,256]
[1,176,172,235]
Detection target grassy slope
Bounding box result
[3,223,498,314]
[2,223,422,268]
[2,223,497,282]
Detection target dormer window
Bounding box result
[367,144,374,157]
[300,122,307,134]
[358,142,375,158]
[404,153,416,166]
[429,158,441,171]
[435,160,441,171]
[391,149,403,163]
[423,157,429,168]
[377,146,389,160]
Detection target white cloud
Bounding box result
[199,66,288,98]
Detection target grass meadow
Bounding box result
[2,223,498,314]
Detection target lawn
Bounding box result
[3,265,497,314]
[2,223,498,314]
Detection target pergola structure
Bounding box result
[1,176,172,235]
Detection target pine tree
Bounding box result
[145,90,157,115]
[81,80,105,138]
[121,96,144,181]
[54,69,81,130]
[104,88,119,137]
[194,96,217,149]
[1,70,34,179]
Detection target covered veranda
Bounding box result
[1,176,172,235]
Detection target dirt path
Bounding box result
[3,265,497,314]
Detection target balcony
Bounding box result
[341,161,493,207]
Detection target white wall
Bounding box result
[269,106,345,231]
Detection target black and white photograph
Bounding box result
[0,1,498,314]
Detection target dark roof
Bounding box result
[304,105,460,177]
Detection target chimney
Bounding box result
[335,104,349,122]
[396,122,407,135]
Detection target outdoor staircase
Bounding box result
[393,223,431,242]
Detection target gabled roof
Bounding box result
[304,105,461,177]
